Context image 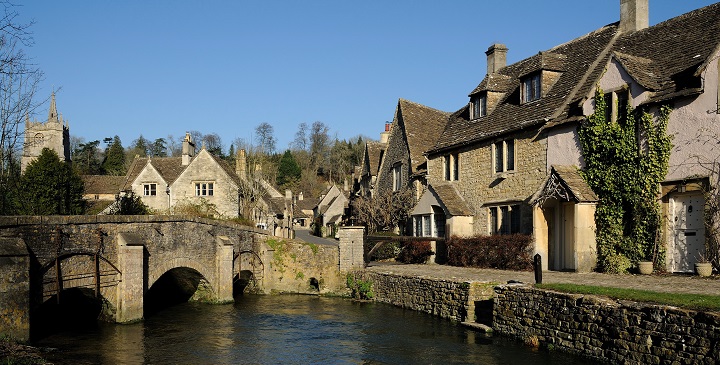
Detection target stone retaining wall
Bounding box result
[352,271,495,322]
[494,285,720,365]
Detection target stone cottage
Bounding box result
[122,134,293,237]
[417,0,720,272]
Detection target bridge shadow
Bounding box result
[34,287,105,340]
[144,267,207,317]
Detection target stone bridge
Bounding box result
[0,215,364,342]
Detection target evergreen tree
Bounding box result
[16,148,85,215]
[102,135,126,175]
[73,139,103,175]
[277,150,301,187]
[150,138,168,157]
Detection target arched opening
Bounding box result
[145,267,212,316]
[309,277,320,291]
[34,287,106,339]
[233,270,254,297]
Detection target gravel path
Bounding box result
[365,262,720,296]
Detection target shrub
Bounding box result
[446,234,533,271]
[397,241,433,264]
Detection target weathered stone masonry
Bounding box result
[494,285,720,365]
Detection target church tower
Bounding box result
[21,92,70,172]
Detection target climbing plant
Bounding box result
[579,89,672,273]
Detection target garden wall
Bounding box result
[494,285,720,364]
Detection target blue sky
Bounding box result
[18,1,718,153]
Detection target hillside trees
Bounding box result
[0,1,43,214]
[277,150,301,188]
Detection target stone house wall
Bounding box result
[375,118,410,198]
[172,150,239,218]
[427,128,548,235]
[130,163,169,212]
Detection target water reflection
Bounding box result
[38,295,596,364]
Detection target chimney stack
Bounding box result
[299,192,304,201]
[181,132,195,166]
[236,149,247,179]
[486,44,508,75]
[380,122,392,144]
[619,0,648,33]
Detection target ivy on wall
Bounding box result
[579,89,672,273]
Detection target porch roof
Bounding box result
[531,165,598,206]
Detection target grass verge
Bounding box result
[536,283,720,312]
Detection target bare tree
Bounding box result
[309,121,329,173]
[351,187,414,234]
[0,1,43,213]
[255,122,276,156]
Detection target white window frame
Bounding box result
[493,139,515,174]
[521,73,541,103]
[195,182,214,196]
[143,183,157,196]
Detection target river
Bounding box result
[36,295,595,364]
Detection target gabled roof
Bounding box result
[530,165,598,206]
[394,99,450,170]
[123,156,185,190]
[365,141,386,177]
[609,2,720,104]
[82,175,126,195]
[431,23,619,153]
[432,184,473,216]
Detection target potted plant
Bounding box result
[695,254,713,277]
[637,260,654,275]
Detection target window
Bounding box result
[602,88,630,123]
[195,182,214,196]
[392,164,402,191]
[471,95,487,118]
[493,139,515,173]
[143,183,157,196]
[488,204,521,234]
[444,153,459,181]
[521,73,541,103]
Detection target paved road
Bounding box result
[365,262,720,296]
[294,228,338,246]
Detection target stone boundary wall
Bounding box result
[494,285,720,365]
[261,238,345,295]
[352,271,495,322]
[0,215,267,232]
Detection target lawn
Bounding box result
[536,283,720,312]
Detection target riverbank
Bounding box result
[0,337,51,364]
[357,263,720,365]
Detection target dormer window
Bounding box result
[521,73,541,103]
[471,95,487,119]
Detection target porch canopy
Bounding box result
[530,165,598,272]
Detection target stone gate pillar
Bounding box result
[338,227,365,271]
[215,236,234,303]
[0,237,30,341]
[117,233,145,323]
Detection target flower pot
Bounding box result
[638,261,653,275]
[695,262,713,277]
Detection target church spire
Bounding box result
[48,92,58,123]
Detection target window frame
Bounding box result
[194,182,214,196]
[444,153,459,181]
[521,73,541,103]
[471,95,487,119]
[488,204,521,235]
[392,163,402,192]
[143,183,157,196]
[493,139,515,174]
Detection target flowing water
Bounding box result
[36,295,595,364]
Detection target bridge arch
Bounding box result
[148,257,216,294]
